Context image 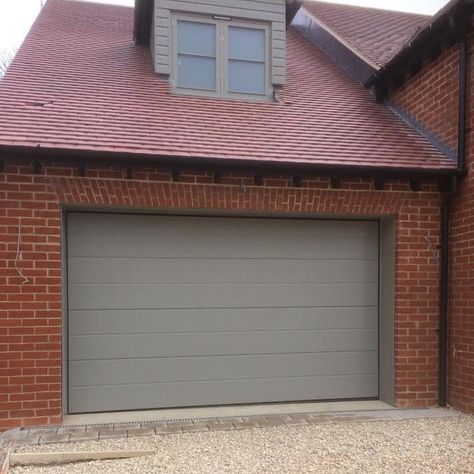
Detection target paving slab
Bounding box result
[126,428,156,438]
[69,431,99,442]
[283,418,311,426]
[88,424,114,432]
[38,434,70,445]
[25,428,56,437]
[113,423,142,431]
[256,416,291,428]
[0,407,463,448]
[140,422,168,430]
[154,425,183,435]
[166,421,194,428]
[181,424,209,433]
[208,422,235,431]
[98,430,128,440]
[56,426,86,435]
[14,436,40,447]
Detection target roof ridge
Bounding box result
[303,0,430,19]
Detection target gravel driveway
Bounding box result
[10,416,474,473]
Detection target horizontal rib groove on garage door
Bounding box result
[67,213,379,414]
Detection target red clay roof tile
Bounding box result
[0,0,454,171]
[302,1,428,68]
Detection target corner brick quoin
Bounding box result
[1,158,444,430]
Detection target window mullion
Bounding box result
[218,20,225,96]
[171,17,176,90]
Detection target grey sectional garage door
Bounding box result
[67,213,379,414]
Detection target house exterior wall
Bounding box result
[389,37,474,414]
[449,35,474,413]
[390,46,460,153]
[154,0,286,85]
[0,159,443,430]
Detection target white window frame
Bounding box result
[171,14,272,101]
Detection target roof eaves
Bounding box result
[0,144,457,179]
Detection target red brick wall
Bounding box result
[390,46,460,151]
[389,38,474,414]
[449,35,474,413]
[0,159,443,430]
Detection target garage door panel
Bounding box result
[67,213,379,413]
[69,236,377,260]
[69,374,380,414]
[69,328,378,360]
[68,257,379,285]
[69,306,379,335]
[69,352,378,387]
[68,215,378,260]
[69,282,378,310]
[68,213,377,242]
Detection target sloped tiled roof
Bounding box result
[371,0,468,86]
[0,0,454,171]
[302,1,429,68]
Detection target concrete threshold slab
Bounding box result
[63,400,393,426]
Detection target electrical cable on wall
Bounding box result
[424,235,440,269]
[15,225,29,285]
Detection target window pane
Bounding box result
[178,55,216,90]
[177,20,216,56]
[228,26,265,62]
[228,60,265,94]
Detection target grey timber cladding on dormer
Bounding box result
[154,0,286,86]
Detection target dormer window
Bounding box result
[172,15,271,100]
[176,19,217,91]
[228,25,266,95]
